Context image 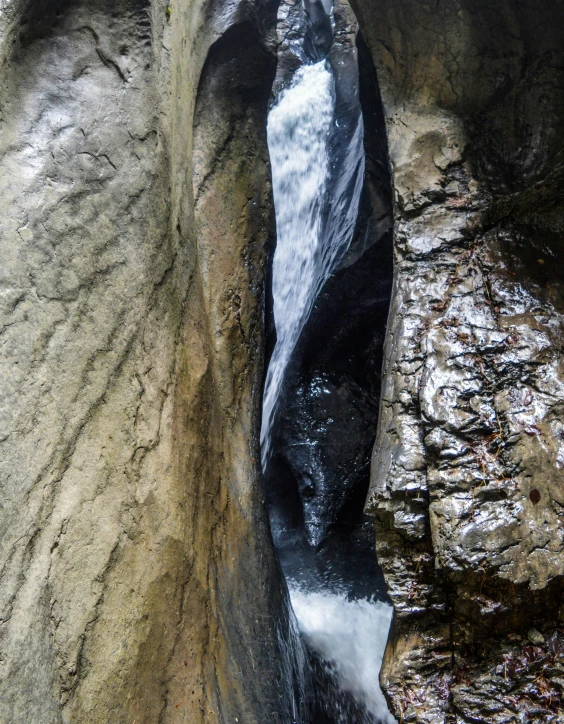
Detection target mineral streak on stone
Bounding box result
[350,0,564,721]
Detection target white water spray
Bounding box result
[291,588,395,723]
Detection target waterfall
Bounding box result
[291,588,394,722]
[261,60,335,466]
[262,3,395,722]
[261,60,366,468]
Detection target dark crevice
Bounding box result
[303,0,333,61]
[264,25,393,600]
[261,6,395,720]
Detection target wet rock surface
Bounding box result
[3,0,564,720]
[264,4,395,720]
[351,0,564,720]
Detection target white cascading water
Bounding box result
[291,588,395,723]
[261,60,335,466]
[261,62,367,466]
[262,9,395,722]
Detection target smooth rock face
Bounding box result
[0,0,298,721]
[351,0,564,720]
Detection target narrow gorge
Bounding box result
[261,2,393,720]
[0,0,563,722]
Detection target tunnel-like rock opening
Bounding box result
[264,26,393,599]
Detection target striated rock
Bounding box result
[0,0,300,722]
[351,0,564,721]
[3,0,564,720]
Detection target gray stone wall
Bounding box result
[0,0,295,721]
[352,0,564,720]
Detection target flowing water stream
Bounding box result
[262,3,395,722]
[261,59,335,467]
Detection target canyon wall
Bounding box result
[351,0,564,721]
[0,0,299,721]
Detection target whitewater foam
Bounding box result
[290,588,395,723]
